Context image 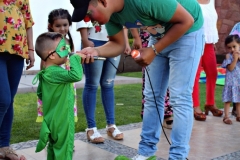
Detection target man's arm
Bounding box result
[154,3,194,53]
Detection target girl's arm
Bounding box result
[79,28,94,48]
[227,52,239,71]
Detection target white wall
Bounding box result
[30,0,81,70]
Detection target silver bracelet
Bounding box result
[151,44,159,55]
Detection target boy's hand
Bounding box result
[75,52,91,64]
[78,47,99,64]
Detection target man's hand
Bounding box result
[75,52,87,64]
[77,47,99,64]
[133,47,156,67]
[26,50,35,70]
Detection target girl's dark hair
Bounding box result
[48,8,74,51]
[225,34,240,46]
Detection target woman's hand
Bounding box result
[124,43,131,55]
[82,39,94,48]
[132,37,142,50]
[26,50,35,70]
[133,47,156,67]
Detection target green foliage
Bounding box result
[128,39,133,47]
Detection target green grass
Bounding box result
[11,72,224,144]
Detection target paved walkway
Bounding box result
[14,75,240,160]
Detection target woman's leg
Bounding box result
[100,55,120,125]
[202,44,217,106]
[0,53,24,148]
[192,57,202,109]
[192,47,206,121]
[141,68,145,119]
[82,39,106,128]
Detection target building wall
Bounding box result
[215,0,240,56]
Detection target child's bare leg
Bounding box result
[235,103,240,122]
[223,102,232,124]
[224,102,231,118]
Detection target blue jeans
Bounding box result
[82,39,120,128]
[138,28,204,159]
[0,52,24,147]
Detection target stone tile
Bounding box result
[108,115,240,160]
[73,140,117,160]
[15,140,117,160]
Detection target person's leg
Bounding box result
[192,49,206,121]
[0,53,12,148]
[0,53,24,146]
[138,36,170,157]
[232,103,237,116]
[202,44,217,105]
[140,30,150,119]
[168,28,204,159]
[192,58,202,108]
[141,68,145,119]
[100,55,120,125]
[100,55,122,140]
[163,88,173,129]
[223,102,232,124]
[82,39,105,128]
[0,53,24,159]
[82,39,106,143]
[236,103,240,121]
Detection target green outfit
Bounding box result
[106,0,203,38]
[32,54,83,160]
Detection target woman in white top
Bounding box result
[76,21,123,143]
[193,0,223,121]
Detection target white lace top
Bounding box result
[199,0,219,44]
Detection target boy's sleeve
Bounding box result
[46,54,83,83]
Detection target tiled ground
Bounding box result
[12,114,240,160]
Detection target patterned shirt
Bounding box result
[0,0,34,59]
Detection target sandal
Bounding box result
[86,127,104,143]
[163,117,173,129]
[205,105,223,117]
[0,147,26,160]
[223,117,232,125]
[236,117,240,122]
[106,125,123,140]
[194,111,206,121]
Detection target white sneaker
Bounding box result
[132,154,150,160]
